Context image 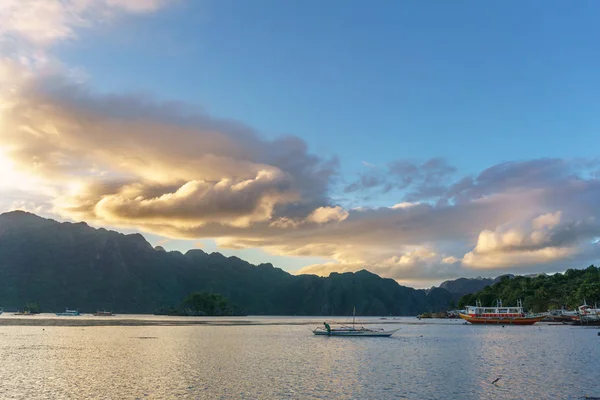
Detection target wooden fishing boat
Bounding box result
[56,309,80,316]
[313,307,399,337]
[93,310,115,316]
[459,300,544,325]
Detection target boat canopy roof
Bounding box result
[465,299,524,314]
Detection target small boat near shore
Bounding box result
[313,323,399,337]
[459,300,545,325]
[575,301,600,321]
[56,309,81,316]
[93,310,115,316]
[543,308,579,322]
[13,310,34,316]
[313,307,399,337]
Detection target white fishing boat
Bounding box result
[313,307,399,337]
[574,300,600,322]
[56,309,80,316]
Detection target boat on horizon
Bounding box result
[13,310,34,316]
[93,310,115,316]
[313,307,399,337]
[56,309,81,316]
[459,299,545,325]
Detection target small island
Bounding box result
[154,292,245,316]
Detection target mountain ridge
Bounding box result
[0,211,454,315]
[438,275,514,301]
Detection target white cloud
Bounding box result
[2,0,600,288]
[0,0,170,47]
[391,202,419,209]
[460,211,599,269]
[306,206,349,224]
[442,256,459,264]
[532,211,562,230]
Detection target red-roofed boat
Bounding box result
[459,299,544,325]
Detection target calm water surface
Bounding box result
[0,316,598,399]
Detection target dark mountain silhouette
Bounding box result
[0,211,456,315]
[438,275,513,301]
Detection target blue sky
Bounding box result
[2,0,600,286]
[58,0,600,177]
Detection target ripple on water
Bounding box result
[0,319,597,399]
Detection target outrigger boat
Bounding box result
[93,310,115,316]
[313,307,399,337]
[570,300,600,324]
[576,301,600,321]
[56,309,80,316]
[13,310,34,316]
[459,300,544,325]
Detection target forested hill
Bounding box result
[458,266,600,313]
[0,211,454,315]
[438,276,509,300]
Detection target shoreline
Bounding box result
[0,316,464,327]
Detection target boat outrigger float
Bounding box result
[313,307,399,337]
[459,300,545,325]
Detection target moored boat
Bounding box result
[570,301,600,324]
[56,309,81,316]
[544,308,579,322]
[459,300,544,325]
[313,323,399,337]
[13,310,34,316]
[313,307,399,337]
[576,301,600,320]
[93,310,115,316]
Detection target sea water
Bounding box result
[0,317,597,399]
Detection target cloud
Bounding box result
[462,211,600,268]
[344,157,456,198]
[306,206,349,224]
[2,0,600,288]
[92,170,296,228]
[4,74,600,285]
[532,211,562,230]
[0,0,168,48]
[1,74,338,232]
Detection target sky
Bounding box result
[1,0,600,288]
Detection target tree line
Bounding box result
[458,265,600,313]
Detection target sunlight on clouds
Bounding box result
[463,246,576,269]
[2,0,600,286]
[460,211,591,269]
[441,256,459,264]
[0,0,172,47]
[532,211,562,230]
[306,206,349,224]
[0,148,43,192]
[391,202,419,209]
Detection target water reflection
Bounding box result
[0,319,597,399]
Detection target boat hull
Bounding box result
[459,313,544,325]
[313,329,399,337]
